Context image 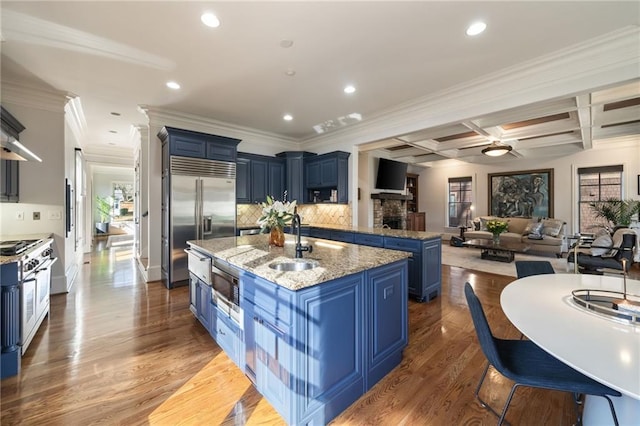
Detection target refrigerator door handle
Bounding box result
[195,179,201,240]
[203,215,213,236]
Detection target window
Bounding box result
[448,177,472,227]
[577,165,622,233]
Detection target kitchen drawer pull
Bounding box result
[184,248,208,261]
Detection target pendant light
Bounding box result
[482,141,512,157]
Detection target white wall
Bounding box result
[0,88,74,294]
[418,142,640,236]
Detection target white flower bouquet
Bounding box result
[257,194,297,232]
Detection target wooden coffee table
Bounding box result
[463,238,532,263]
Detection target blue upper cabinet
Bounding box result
[276,151,317,203]
[237,153,286,204]
[158,127,240,162]
[304,151,350,204]
[235,157,251,203]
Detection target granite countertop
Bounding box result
[307,223,442,240]
[0,233,54,265]
[188,234,411,291]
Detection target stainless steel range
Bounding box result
[0,239,41,256]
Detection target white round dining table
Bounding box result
[501,273,640,425]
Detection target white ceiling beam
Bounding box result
[575,94,593,150]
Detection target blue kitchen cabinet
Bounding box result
[240,259,408,425]
[0,262,21,378]
[235,156,251,203]
[268,159,285,201]
[304,151,350,204]
[383,236,441,302]
[353,233,384,248]
[366,261,408,387]
[422,237,442,301]
[237,153,286,204]
[159,126,240,161]
[250,157,268,203]
[276,151,316,203]
[189,275,211,330]
[212,307,244,369]
[329,230,354,243]
[308,227,331,239]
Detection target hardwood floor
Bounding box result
[4,243,622,425]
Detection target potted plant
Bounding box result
[588,198,640,232]
[95,195,112,234]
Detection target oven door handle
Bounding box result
[35,257,58,273]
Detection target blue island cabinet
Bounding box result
[241,260,408,425]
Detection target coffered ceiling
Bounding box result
[0,1,639,166]
[359,80,640,166]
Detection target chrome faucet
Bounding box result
[292,207,312,258]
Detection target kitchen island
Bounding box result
[286,223,443,302]
[188,234,410,425]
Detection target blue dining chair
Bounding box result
[464,282,620,425]
[515,260,555,278]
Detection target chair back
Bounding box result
[615,232,636,267]
[515,261,555,279]
[464,283,505,372]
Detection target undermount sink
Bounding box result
[269,259,319,272]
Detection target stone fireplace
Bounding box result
[371,193,412,229]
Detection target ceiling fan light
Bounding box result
[482,141,512,157]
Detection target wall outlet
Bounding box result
[48,210,62,220]
[16,211,24,220]
[33,211,41,220]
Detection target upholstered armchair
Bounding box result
[567,228,636,274]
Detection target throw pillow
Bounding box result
[523,221,544,236]
[472,218,481,231]
[479,217,491,231]
[590,234,613,257]
[603,228,633,258]
[541,219,564,237]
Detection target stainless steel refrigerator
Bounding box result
[163,156,236,288]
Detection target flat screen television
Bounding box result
[375,158,408,191]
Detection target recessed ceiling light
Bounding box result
[466,21,487,36]
[280,39,294,48]
[344,85,356,94]
[166,81,181,90]
[108,142,116,146]
[109,130,118,134]
[283,114,293,121]
[285,69,296,77]
[110,112,121,116]
[201,12,220,28]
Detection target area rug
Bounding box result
[441,241,570,277]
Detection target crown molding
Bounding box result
[1,80,70,112]
[301,26,640,151]
[137,105,299,151]
[64,95,87,145]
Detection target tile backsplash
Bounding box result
[237,203,352,227]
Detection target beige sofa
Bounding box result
[465,216,566,257]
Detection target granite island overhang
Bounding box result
[187,234,411,425]
[188,233,411,290]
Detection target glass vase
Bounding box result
[269,226,285,247]
[492,233,500,244]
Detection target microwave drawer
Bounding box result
[186,248,212,284]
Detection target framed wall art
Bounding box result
[488,169,553,218]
